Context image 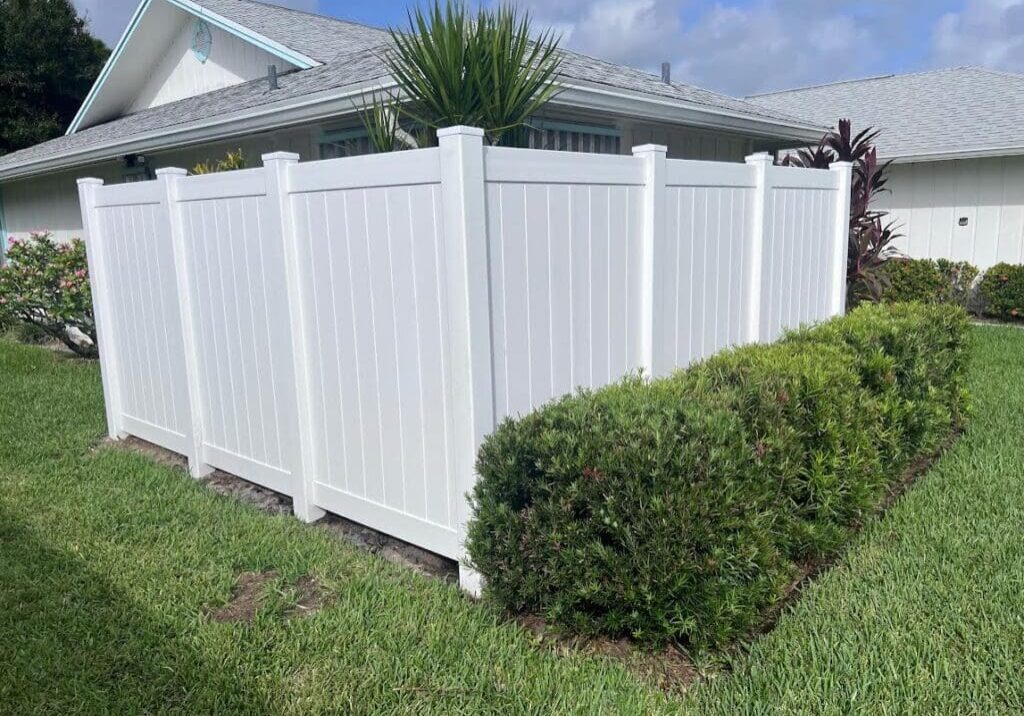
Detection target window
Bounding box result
[527,120,621,155]
[123,166,152,183]
[319,128,372,159]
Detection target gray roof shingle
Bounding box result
[748,67,1024,160]
[0,0,820,174]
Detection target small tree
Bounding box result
[783,119,900,305]
[361,1,562,150]
[191,148,247,175]
[0,233,96,357]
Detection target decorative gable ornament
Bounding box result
[191,20,213,63]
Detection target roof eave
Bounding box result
[0,78,827,182]
[886,145,1024,164]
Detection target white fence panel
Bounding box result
[289,149,461,558]
[760,163,850,341]
[91,182,190,452]
[659,160,757,369]
[484,146,644,418]
[78,130,852,592]
[177,189,300,495]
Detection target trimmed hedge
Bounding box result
[882,258,978,307]
[979,262,1024,321]
[467,303,971,649]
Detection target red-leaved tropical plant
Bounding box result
[783,119,900,305]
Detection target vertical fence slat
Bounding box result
[157,167,212,478]
[437,127,495,595]
[264,152,325,523]
[830,161,854,315]
[76,178,123,439]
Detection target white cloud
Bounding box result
[932,0,1024,70]
[515,0,926,96]
[72,0,319,47]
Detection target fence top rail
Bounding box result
[177,167,268,202]
[767,164,841,190]
[93,180,162,208]
[484,145,644,186]
[288,147,441,195]
[665,159,757,189]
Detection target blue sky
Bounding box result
[72,0,1024,96]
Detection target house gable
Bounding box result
[67,0,319,134]
[128,14,296,112]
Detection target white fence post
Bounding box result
[437,126,495,596]
[77,178,124,440]
[156,167,212,479]
[745,152,773,343]
[830,161,854,315]
[264,152,326,524]
[632,144,667,377]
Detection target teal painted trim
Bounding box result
[164,0,318,70]
[67,0,154,135]
[532,119,621,138]
[320,128,369,143]
[67,0,317,135]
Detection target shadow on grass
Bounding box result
[0,505,267,714]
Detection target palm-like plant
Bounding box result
[362,1,562,148]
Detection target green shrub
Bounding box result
[979,263,1024,320]
[467,303,970,650]
[882,258,978,307]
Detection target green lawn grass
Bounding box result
[1,327,1022,714]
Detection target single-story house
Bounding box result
[0,0,825,255]
[749,67,1024,269]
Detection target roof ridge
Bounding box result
[748,66,1001,98]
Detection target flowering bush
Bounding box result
[0,232,97,357]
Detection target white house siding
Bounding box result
[877,156,1024,269]
[129,16,296,113]
[0,127,316,249]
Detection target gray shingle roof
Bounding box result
[195,0,389,62]
[0,0,820,174]
[748,67,1024,160]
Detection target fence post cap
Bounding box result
[829,160,854,170]
[155,167,188,177]
[437,126,485,139]
[76,177,104,186]
[631,144,667,155]
[744,152,774,165]
[262,151,301,162]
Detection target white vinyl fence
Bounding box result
[78,127,852,591]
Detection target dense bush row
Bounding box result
[467,303,971,650]
[881,257,1024,321]
[882,258,977,307]
[978,263,1024,321]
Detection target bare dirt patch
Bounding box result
[285,575,331,618]
[208,570,277,624]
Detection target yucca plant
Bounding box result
[361,1,562,148]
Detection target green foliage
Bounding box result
[0,0,109,154]
[0,232,95,357]
[882,258,978,307]
[468,304,971,650]
[190,148,247,175]
[363,1,562,148]
[979,263,1024,321]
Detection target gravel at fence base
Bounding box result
[114,436,457,583]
